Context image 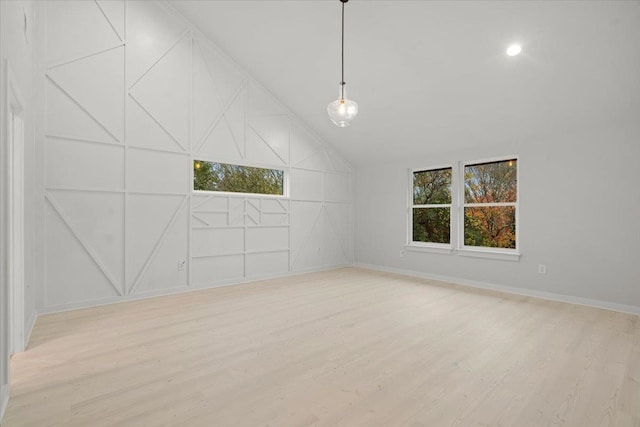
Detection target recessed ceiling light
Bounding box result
[506,44,522,56]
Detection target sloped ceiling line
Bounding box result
[45,192,123,296]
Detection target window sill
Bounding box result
[405,244,453,255]
[457,248,520,262]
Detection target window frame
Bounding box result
[406,164,454,253]
[192,157,290,199]
[406,155,520,261]
[457,155,519,260]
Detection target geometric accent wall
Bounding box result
[40,0,352,310]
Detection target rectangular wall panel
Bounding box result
[290,168,323,201]
[192,255,244,285]
[192,227,244,257]
[246,227,289,253]
[246,251,289,277]
[127,148,189,194]
[46,138,124,190]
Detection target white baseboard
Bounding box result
[38,264,353,315]
[354,262,640,315]
[24,309,37,349]
[1,384,10,424]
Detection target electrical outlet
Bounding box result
[178,260,186,271]
[538,264,546,274]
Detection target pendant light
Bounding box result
[327,0,358,127]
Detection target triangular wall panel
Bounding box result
[46,79,116,143]
[245,128,285,166]
[45,0,121,64]
[47,191,125,293]
[225,87,247,153]
[290,201,324,271]
[130,34,190,150]
[47,46,124,142]
[96,0,125,41]
[248,116,290,164]
[134,206,188,294]
[126,1,188,85]
[127,195,185,291]
[198,117,244,162]
[45,202,120,307]
[126,96,185,153]
[197,35,246,106]
[193,40,224,147]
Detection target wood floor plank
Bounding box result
[3,268,639,426]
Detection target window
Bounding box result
[411,167,452,245]
[463,159,517,250]
[408,156,519,259]
[193,160,285,196]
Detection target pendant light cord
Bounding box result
[341,0,345,100]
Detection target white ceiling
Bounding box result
[169,0,640,165]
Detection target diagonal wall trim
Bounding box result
[128,196,189,295]
[45,186,123,194]
[129,30,190,90]
[46,75,120,143]
[127,94,187,152]
[194,81,247,154]
[191,214,210,227]
[94,0,123,43]
[191,195,213,211]
[293,146,330,169]
[275,199,288,212]
[46,193,124,296]
[126,144,190,156]
[46,43,125,71]
[248,123,287,165]
[290,203,324,271]
[45,133,123,148]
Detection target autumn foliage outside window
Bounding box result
[194,160,284,196]
[412,167,452,244]
[409,157,518,252]
[463,159,517,249]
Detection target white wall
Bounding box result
[0,0,37,419]
[355,124,640,312]
[36,0,353,313]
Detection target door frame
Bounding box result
[5,60,25,354]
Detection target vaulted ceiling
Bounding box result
[169,0,640,164]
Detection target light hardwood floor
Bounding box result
[3,268,639,426]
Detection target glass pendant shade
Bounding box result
[327,84,358,127]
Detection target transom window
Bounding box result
[193,160,285,196]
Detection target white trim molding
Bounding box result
[353,263,640,315]
[1,383,10,422]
